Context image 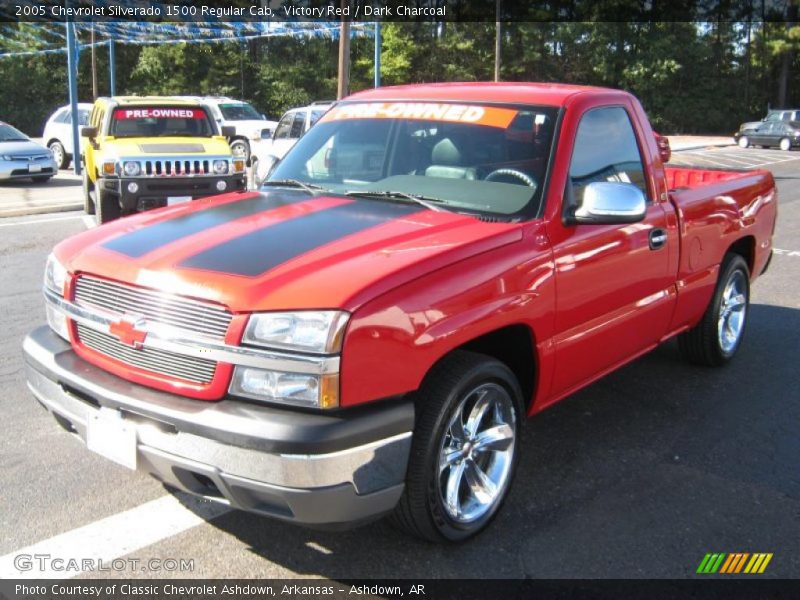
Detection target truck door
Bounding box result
[546,104,676,397]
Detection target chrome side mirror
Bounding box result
[572,181,647,225]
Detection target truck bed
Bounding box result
[665,166,753,190]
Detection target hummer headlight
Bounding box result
[122,161,141,177]
[212,160,229,175]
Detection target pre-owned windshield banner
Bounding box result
[320,103,519,128]
[113,108,206,120]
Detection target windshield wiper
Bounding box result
[261,179,326,194]
[344,190,449,212]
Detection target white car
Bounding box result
[255,101,333,182]
[187,96,277,161]
[42,103,92,169]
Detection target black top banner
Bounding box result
[0,0,797,23]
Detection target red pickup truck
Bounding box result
[24,83,777,542]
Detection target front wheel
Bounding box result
[390,351,523,543]
[49,141,69,169]
[678,254,750,366]
[737,136,750,148]
[780,137,792,151]
[230,139,250,161]
[95,188,121,225]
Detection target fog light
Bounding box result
[127,182,139,194]
[216,181,227,192]
[46,304,70,342]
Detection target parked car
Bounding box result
[80,96,247,224]
[0,121,57,183]
[25,83,777,543]
[186,96,277,161]
[42,103,93,169]
[734,119,800,150]
[256,101,333,180]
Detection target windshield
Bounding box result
[219,102,262,121]
[267,102,558,217]
[0,123,29,142]
[109,106,215,137]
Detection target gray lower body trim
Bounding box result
[23,327,412,527]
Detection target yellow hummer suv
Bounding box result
[81,96,246,224]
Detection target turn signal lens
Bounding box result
[102,161,116,175]
[233,159,245,173]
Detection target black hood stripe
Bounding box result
[179,199,422,277]
[102,192,306,259]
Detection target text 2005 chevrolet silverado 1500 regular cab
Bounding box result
[24,83,777,542]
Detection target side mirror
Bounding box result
[81,126,97,138]
[571,181,647,225]
[261,128,273,139]
[220,126,236,138]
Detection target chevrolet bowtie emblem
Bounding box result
[109,316,147,349]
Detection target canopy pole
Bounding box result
[65,17,82,176]
[373,22,381,88]
[336,1,350,99]
[108,39,116,96]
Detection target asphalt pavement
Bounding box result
[0,146,798,580]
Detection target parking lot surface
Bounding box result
[0,146,798,579]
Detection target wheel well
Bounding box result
[727,236,755,273]
[458,325,536,410]
[46,138,60,148]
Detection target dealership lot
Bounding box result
[0,145,798,579]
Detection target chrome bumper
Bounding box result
[23,326,413,527]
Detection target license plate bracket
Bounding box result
[167,196,192,205]
[86,408,137,470]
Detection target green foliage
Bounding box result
[2,20,800,135]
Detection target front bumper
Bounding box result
[100,174,246,212]
[23,326,413,528]
[0,157,57,180]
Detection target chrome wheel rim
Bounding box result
[50,144,63,167]
[738,137,748,148]
[781,138,791,151]
[718,270,747,355]
[231,141,248,158]
[437,382,516,524]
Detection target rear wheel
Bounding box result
[737,136,750,148]
[82,170,95,215]
[48,141,69,169]
[780,137,792,151]
[678,254,750,366]
[390,351,523,543]
[95,188,121,225]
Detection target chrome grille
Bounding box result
[76,324,216,384]
[144,159,211,176]
[74,276,232,339]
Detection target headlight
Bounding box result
[1,154,14,160]
[229,367,339,409]
[44,254,70,341]
[243,311,349,354]
[44,253,68,296]
[212,159,229,175]
[122,161,141,177]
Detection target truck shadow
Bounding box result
[183,302,800,578]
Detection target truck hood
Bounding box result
[56,190,523,313]
[102,136,232,157]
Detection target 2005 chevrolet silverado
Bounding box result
[24,83,777,542]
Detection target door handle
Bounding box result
[649,228,668,250]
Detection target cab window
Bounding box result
[273,113,294,140]
[568,106,648,200]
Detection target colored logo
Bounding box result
[697,553,773,574]
[109,316,148,349]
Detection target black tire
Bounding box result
[678,254,750,367]
[82,170,95,215]
[48,141,69,169]
[389,350,523,543]
[95,187,121,225]
[31,176,52,183]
